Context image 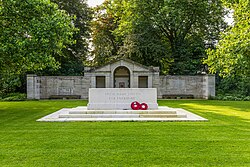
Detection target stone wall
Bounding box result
[27,74,215,100]
[154,75,215,99]
[27,75,91,99]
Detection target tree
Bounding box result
[90,0,171,70]
[90,0,122,66]
[116,0,227,74]
[0,0,76,94]
[206,0,250,78]
[205,0,250,95]
[117,19,172,74]
[91,0,227,74]
[50,0,92,75]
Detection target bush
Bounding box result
[214,94,250,101]
[216,75,250,97]
[243,96,250,101]
[1,93,27,101]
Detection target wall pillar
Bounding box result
[208,75,216,98]
[27,74,40,99]
[202,75,215,99]
[148,75,153,88]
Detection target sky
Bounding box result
[87,0,105,7]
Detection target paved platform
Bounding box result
[37,106,208,122]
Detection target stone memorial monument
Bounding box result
[35,59,209,122]
[87,88,158,110]
[37,86,208,122]
[27,58,215,100]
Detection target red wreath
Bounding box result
[140,103,148,110]
[131,101,141,110]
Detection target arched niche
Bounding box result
[113,66,130,88]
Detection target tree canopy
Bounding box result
[205,0,250,96]
[206,0,250,78]
[0,0,76,93]
[50,0,92,75]
[1,0,249,97]
[91,0,227,74]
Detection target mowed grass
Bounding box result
[0,100,249,167]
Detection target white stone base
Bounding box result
[37,106,208,122]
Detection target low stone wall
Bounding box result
[154,75,215,99]
[27,75,91,99]
[27,74,215,99]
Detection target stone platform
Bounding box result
[37,106,208,122]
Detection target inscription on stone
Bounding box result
[87,88,158,110]
[105,92,141,102]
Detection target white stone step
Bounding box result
[37,106,208,122]
[60,114,139,118]
[59,113,186,118]
[68,110,177,115]
[140,114,186,118]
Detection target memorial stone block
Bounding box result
[87,88,158,110]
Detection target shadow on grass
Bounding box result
[158,100,250,125]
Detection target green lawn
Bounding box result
[0,100,249,167]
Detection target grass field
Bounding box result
[0,100,249,167]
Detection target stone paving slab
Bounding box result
[37,106,208,122]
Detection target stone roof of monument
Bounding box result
[91,58,158,72]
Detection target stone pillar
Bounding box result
[130,71,134,88]
[148,75,153,88]
[27,74,40,99]
[202,75,215,99]
[132,73,138,88]
[207,74,216,98]
[91,76,96,88]
[105,74,110,88]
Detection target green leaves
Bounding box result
[205,0,250,95]
[206,0,250,78]
[90,0,226,74]
[0,0,76,72]
[0,0,77,94]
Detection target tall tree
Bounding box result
[206,0,250,78]
[91,0,226,74]
[117,19,172,73]
[0,0,76,94]
[49,0,92,75]
[205,0,250,95]
[116,0,227,74]
[91,0,170,70]
[90,0,122,66]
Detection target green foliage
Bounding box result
[0,73,21,95]
[123,0,226,74]
[205,0,250,96]
[50,0,92,75]
[89,1,122,66]
[213,95,250,101]
[216,75,250,96]
[0,0,77,93]
[115,5,172,73]
[91,0,227,74]
[0,0,76,73]
[206,0,250,77]
[0,93,26,101]
[0,100,249,166]
[118,24,172,73]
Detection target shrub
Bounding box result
[214,94,250,101]
[1,93,27,101]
